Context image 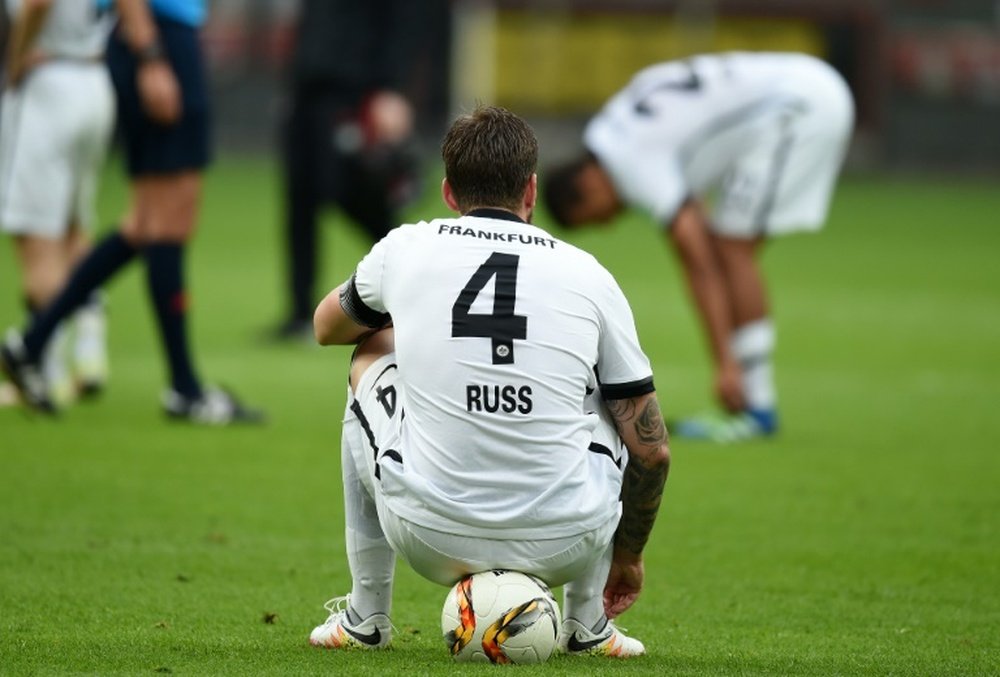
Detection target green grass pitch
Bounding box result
[1,157,998,675]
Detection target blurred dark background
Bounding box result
[195,0,1000,173]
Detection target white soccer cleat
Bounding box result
[309,595,392,650]
[161,387,265,425]
[558,617,645,657]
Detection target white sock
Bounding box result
[41,323,72,406]
[562,542,613,632]
[731,318,776,411]
[341,401,395,620]
[73,295,108,381]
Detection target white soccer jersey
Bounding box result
[344,208,654,539]
[4,0,113,59]
[584,51,854,233]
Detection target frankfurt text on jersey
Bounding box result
[438,224,557,249]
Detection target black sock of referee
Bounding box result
[23,231,137,362]
[24,298,40,324]
[144,243,202,399]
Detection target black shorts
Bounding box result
[107,17,212,176]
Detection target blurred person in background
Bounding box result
[268,0,447,341]
[1,0,263,424]
[545,52,854,443]
[0,0,114,407]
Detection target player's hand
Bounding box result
[137,60,182,125]
[603,549,644,619]
[365,90,414,145]
[715,359,745,413]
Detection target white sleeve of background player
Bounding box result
[594,267,655,399]
[617,155,688,227]
[586,110,689,227]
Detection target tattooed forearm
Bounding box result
[618,456,669,554]
[635,397,667,448]
[606,392,671,556]
[606,397,636,422]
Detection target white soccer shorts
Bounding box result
[0,61,114,238]
[345,352,620,587]
[711,65,855,238]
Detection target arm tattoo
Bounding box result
[635,397,666,448]
[606,397,636,422]
[618,460,668,555]
[608,394,670,556]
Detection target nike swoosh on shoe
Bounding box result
[567,631,610,652]
[344,624,382,646]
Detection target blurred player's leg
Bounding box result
[275,86,325,341]
[0,59,114,411]
[145,241,200,399]
[3,230,136,412]
[41,324,73,408]
[122,172,258,424]
[69,95,115,399]
[21,232,137,367]
[72,292,108,398]
[731,317,778,431]
[15,236,76,406]
[714,235,778,432]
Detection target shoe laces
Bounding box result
[321,595,351,624]
[607,620,627,633]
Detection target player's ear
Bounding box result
[441,178,461,213]
[523,174,538,212]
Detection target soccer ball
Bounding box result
[441,570,561,664]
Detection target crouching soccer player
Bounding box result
[307,106,670,657]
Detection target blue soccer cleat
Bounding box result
[671,408,778,443]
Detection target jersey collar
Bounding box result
[465,208,526,223]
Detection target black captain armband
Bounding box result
[339,275,391,329]
[600,376,655,400]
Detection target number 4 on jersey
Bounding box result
[452,252,527,364]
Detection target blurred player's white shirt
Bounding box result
[4,0,113,58]
[585,51,854,234]
[0,0,114,236]
[351,210,653,539]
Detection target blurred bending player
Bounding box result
[0,0,114,406]
[544,52,854,442]
[308,106,670,657]
[1,0,263,424]
[269,0,445,341]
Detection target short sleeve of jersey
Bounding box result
[341,233,394,327]
[593,267,654,399]
[584,111,688,227]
